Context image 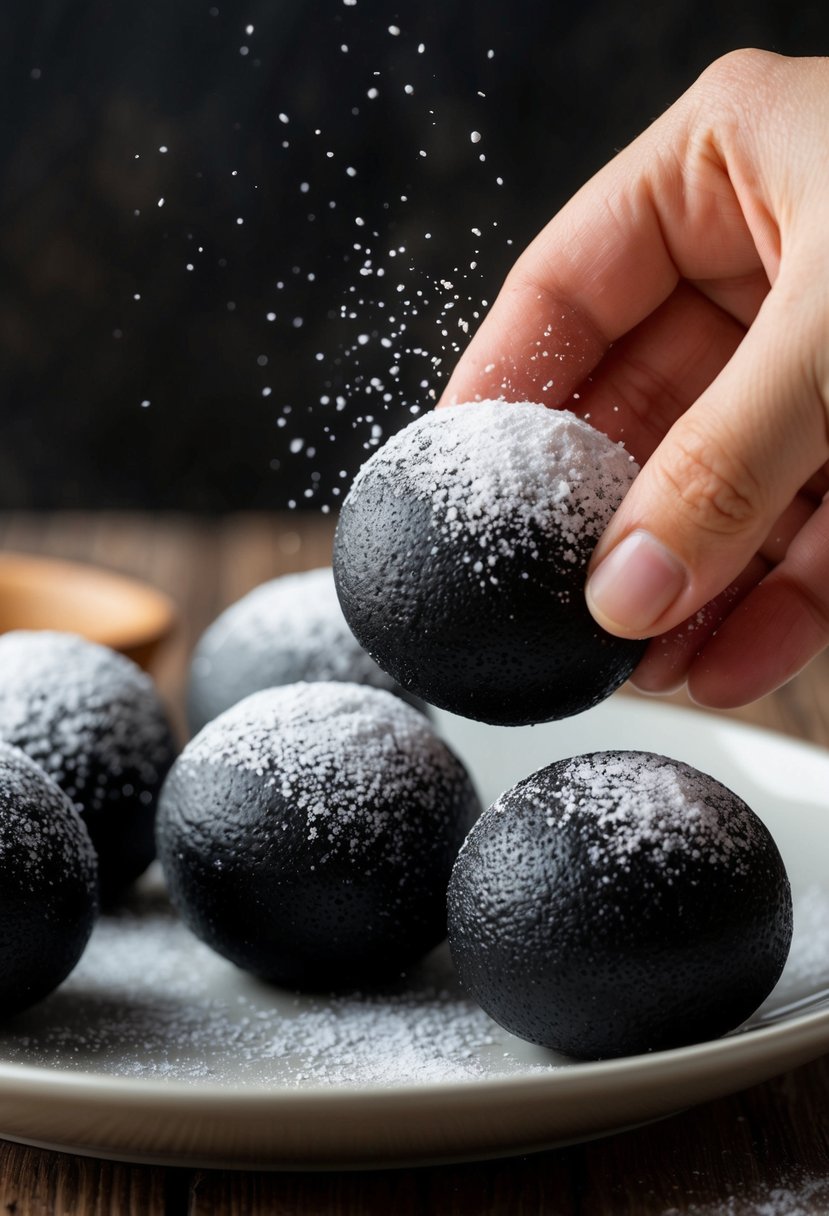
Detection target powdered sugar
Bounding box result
[0,870,543,1087]
[183,683,467,855]
[348,400,637,570]
[188,567,402,730]
[0,741,97,886]
[491,752,765,877]
[0,631,174,816]
[665,1170,829,1215]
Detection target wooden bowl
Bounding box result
[0,552,176,670]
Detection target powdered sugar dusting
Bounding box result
[0,631,174,815]
[766,883,829,1000]
[0,871,547,1087]
[666,1170,829,1215]
[493,752,764,877]
[188,567,401,726]
[0,742,97,886]
[348,401,637,571]
[184,683,465,854]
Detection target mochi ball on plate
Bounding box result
[158,682,481,989]
[334,400,646,726]
[0,742,98,1016]
[186,566,423,735]
[0,631,177,902]
[448,750,793,1059]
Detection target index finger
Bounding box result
[439,58,768,409]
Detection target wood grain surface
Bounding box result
[0,511,827,1216]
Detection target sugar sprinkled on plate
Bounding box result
[0,868,550,1087]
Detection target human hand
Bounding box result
[440,50,829,709]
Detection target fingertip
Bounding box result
[629,639,690,696]
[585,530,687,639]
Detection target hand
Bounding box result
[440,49,829,709]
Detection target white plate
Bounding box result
[0,697,826,1170]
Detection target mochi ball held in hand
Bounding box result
[334,401,645,726]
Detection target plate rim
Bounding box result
[1,695,827,1167]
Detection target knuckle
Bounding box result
[685,49,785,138]
[697,48,780,94]
[656,431,762,536]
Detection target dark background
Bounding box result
[1,0,826,510]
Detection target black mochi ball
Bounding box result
[334,400,646,727]
[187,566,422,736]
[447,751,793,1059]
[0,631,178,903]
[157,682,481,989]
[0,742,98,1016]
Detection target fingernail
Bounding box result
[586,530,687,635]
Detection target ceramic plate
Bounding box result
[0,697,826,1169]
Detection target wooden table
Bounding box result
[0,511,827,1216]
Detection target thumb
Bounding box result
[584,281,829,639]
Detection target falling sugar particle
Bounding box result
[159,145,168,153]
[470,131,481,144]
[367,87,378,99]
[388,24,400,35]
[236,217,244,225]
[245,23,254,34]
[157,198,165,207]
[266,312,276,322]
[140,400,151,408]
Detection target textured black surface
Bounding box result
[0,633,178,903]
[334,459,646,726]
[448,751,793,1059]
[0,745,98,1017]
[157,701,481,990]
